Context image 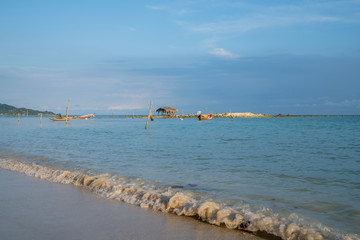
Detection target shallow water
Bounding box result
[0,116,359,239]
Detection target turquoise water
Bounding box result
[0,116,359,239]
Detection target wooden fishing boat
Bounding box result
[198,112,213,120]
[72,114,95,120]
[51,117,71,121]
[51,113,71,121]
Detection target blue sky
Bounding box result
[1,0,359,115]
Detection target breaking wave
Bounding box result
[0,158,358,240]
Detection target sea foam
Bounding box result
[0,158,358,240]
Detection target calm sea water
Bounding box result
[0,116,359,239]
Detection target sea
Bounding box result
[0,115,359,240]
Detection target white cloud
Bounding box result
[178,0,350,36]
[146,4,191,16]
[210,48,240,59]
[326,99,360,107]
[108,104,144,111]
[146,5,164,10]
[177,9,190,15]
[188,14,342,35]
[104,93,121,97]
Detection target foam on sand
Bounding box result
[0,168,263,240]
[0,158,358,240]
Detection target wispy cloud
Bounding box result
[178,2,346,58]
[146,4,191,15]
[108,104,144,111]
[177,9,190,15]
[325,99,360,107]
[210,48,240,59]
[188,15,342,34]
[146,5,164,11]
[175,0,352,35]
[0,66,59,80]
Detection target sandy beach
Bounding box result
[0,169,264,240]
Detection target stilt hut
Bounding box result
[156,107,177,116]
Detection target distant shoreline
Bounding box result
[104,113,360,118]
[1,113,359,118]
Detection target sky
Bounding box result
[0,0,360,115]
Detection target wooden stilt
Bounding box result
[145,100,152,130]
[66,98,71,125]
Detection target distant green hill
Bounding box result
[0,103,55,115]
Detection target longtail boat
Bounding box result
[72,114,95,120]
[198,112,213,121]
[51,113,71,121]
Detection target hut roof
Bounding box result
[156,107,178,115]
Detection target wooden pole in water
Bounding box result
[132,112,134,119]
[40,113,42,126]
[66,98,71,125]
[18,113,20,124]
[112,111,114,118]
[145,100,152,130]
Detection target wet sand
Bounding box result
[0,169,264,240]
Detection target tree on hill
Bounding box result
[0,103,55,115]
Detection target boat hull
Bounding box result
[198,114,213,121]
[72,114,95,119]
[51,117,71,121]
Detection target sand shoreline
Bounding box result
[0,168,265,240]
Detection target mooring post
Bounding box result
[145,100,153,130]
[40,113,43,126]
[66,98,71,125]
[18,113,20,124]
